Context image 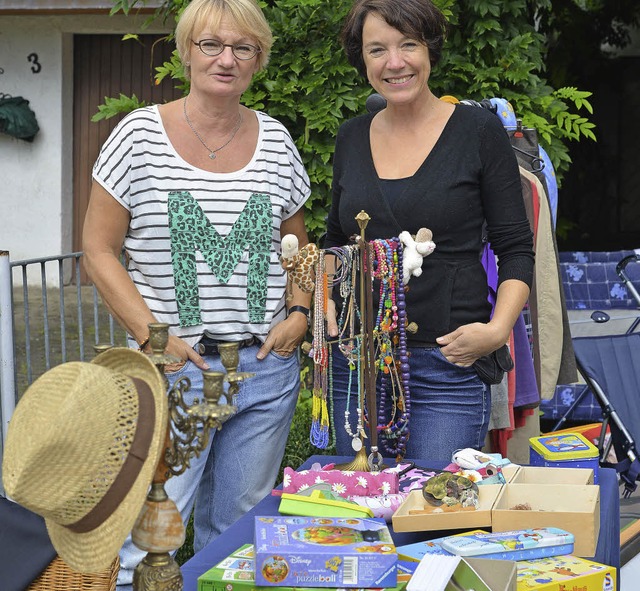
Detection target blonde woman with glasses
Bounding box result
[83,1,311,587]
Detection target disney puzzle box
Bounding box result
[197,544,411,591]
[253,516,397,588]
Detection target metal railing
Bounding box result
[0,250,128,447]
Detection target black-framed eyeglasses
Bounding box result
[192,39,261,60]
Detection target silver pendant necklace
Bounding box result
[183,96,243,160]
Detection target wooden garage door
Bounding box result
[72,34,182,280]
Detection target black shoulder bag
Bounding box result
[472,344,514,385]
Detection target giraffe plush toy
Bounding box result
[280,234,318,298]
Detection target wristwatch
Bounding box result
[288,305,310,325]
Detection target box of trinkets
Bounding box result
[491,483,600,557]
[253,516,397,588]
[391,484,502,532]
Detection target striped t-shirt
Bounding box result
[93,105,311,346]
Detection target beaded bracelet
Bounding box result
[137,337,150,352]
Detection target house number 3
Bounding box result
[28,53,42,74]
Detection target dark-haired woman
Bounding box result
[325,0,534,462]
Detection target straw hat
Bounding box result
[2,348,168,573]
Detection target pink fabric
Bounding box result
[282,467,399,496]
[349,494,405,522]
[392,465,445,494]
[383,462,442,496]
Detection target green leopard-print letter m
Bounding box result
[168,191,272,327]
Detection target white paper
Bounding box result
[407,554,462,591]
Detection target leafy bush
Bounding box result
[432,0,594,179]
[104,0,595,240]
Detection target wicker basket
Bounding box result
[27,555,119,591]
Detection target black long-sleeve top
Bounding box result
[324,104,535,345]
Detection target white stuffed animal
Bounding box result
[399,228,436,284]
[280,234,300,270]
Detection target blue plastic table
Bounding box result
[181,455,620,590]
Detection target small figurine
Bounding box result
[399,228,436,284]
[280,233,318,297]
[281,234,301,270]
[422,472,479,509]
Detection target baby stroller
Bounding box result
[570,254,640,498]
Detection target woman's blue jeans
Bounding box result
[116,345,300,590]
[330,345,490,463]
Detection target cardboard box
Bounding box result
[491,484,600,557]
[254,516,397,588]
[516,554,616,590]
[392,485,502,532]
[503,465,594,486]
[406,555,516,591]
[198,544,408,591]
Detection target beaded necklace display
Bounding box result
[335,245,359,368]
[310,250,330,448]
[306,225,413,462]
[312,238,411,460]
[369,238,411,459]
[332,245,366,452]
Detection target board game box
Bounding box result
[198,544,408,591]
[516,554,616,591]
[254,516,397,588]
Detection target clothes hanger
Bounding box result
[512,144,545,173]
[511,120,545,173]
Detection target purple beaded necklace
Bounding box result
[370,238,411,461]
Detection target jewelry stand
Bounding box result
[334,211,384,472]
[306,210,413,472]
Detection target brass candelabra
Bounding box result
[96,322,254,591]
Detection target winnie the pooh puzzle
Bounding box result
[197,544,410,591]
[253,516,397,588]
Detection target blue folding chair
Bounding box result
[572,333,640,497]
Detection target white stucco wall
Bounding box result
[0,13,171,285]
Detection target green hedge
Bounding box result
[101,0,595,242]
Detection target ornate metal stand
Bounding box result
[333,212,385,472]
[98,323,253,591]
[336,211,382,472]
